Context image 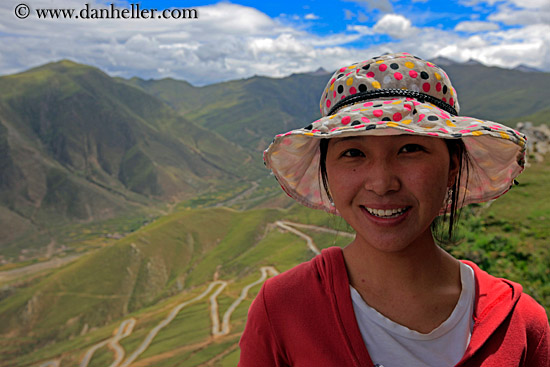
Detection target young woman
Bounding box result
[239,52,549,366]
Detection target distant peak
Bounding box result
[429,56,458,66]
[308,67,330,76]
[513,64,542,73]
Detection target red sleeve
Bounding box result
[238,283,288,367]
[523,295,550,367]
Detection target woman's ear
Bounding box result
[448,152,460,187]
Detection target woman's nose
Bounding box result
[363,160,401,196]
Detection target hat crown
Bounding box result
[320,52,460,117]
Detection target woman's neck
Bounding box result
[342,231,462,333]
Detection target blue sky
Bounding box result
[1,0,549,84]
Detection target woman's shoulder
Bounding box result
[261,246,346,306]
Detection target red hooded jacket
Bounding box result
[239,247,549,366]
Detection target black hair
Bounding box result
[318,137,470,244]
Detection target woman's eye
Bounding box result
[400,144,425,153]
[342,148,364,157]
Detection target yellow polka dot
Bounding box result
[434,72,441,80]
[472,131,483,136]
[346,77,354,86]
[376,60,384,64]
[330,84,334,91]
[372,81,381,89]
[304,132,314,136]
[500,131,510,139]
[392,100,402,105]
[405,62,415,69]
[329,115,337,119]
[360,109,369,112]
[401,119,412,125]
[348,65,357,69]
[445,120,456,127]
[387,122,399,127]
[424,105,434,109]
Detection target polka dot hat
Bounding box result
[264,52,526,215]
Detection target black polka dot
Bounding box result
[390,63,399,70]
[382,117,391,121]
[362,64,371,70]
[421,71,429,79]
[413,109,418,115]
[365,125,376,130]
[443,85,448,94]
[451,133,462,138]
[373,104,383,107]
[351,120,361,126]
[337,73,344,79]
[338,85,344,94]
[304,124,313,130]
[427,116,439,121]
[359,84,367,92]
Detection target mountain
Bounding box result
[124,72,330,152]
[129,61,550,156]
[0,61,262,257]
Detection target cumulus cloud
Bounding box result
[373,14,417,39]
[0,0,548,86]
[454,21,500,32]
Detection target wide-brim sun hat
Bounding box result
[264,52,527,215]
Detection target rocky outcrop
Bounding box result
[516,122,550,162]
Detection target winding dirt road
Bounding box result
[40,220,340,367]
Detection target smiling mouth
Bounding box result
[362,206,410,218]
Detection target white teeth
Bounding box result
[365,207,407,218]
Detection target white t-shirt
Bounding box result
[350,262,475,367]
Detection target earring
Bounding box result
[446,188,454,206]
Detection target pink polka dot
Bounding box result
[404,104,412,111]
[333,91,337,98]
[363,102,374,107]
[354,124,365,129]
[427,132,439,136]
[379,64,387,72]
[346,72,352,76]
[442,97,447,102]
[361,117,370,123]
[439,128,449,133]
[404,128,415,133]
[282,138,292,145]
[367,71,375,78]
[330,78,336,85]
[383,101,393,104]
[436,82,442,92]
[418,113,426,122]
[423,83,431,92]
[339,67,346,72]
[326,99,332,108]
[341,95,346,100]
[373,110,383,117]
[393,113,402,121]
[449,98,454,106]
[460,129,470,134]
[341,116,351,125]
[440,112,449,119]
[394,72,403,80]
[409,70,418,78]
[312,129,320,133]
[413,101,421,106]
[350,87,357,94]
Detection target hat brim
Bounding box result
[264,97,526,215]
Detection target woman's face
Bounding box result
[325,135,458,253]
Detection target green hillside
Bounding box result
[1,151,549,366]
[0,60,262,258]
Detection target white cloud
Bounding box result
[304,13,319,20]
[0,0,549,87]
[373,14,417,39]
[455,20,500,32]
